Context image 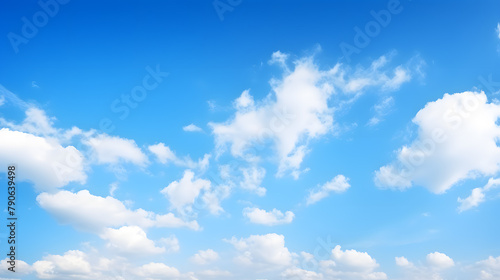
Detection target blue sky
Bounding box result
[1,0,500,279]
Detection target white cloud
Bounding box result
[375,91,500,194]
[148,142,210,170]
[426,252,454,269]
[161,170,211,214]
[0,107,57,136]
[135,262,181,279]
[84,134,148,167]
[210,52,415,179]
[306,175,350,205]
[0,95,5,106]
[197,269,232,277]
[319,245,386,279]
[100,226,166,255]
[183,124,203,132]
[476,256,500,279]
[0,258,32,275]
[190,249,219,265]
[368,96,395,126]
[243,207,294,225]
[281,267,324,280]
[159,235,180,253]
[234,89,255,109]
[226,233,293,270]
[240,166,267,196]
[109,182,119,196]
[0,128,86,191]
[37,190,199,232]
[497,23,500,40]
[33,250,93,279]
[458,177,500,212]
[395,256,413,267]
[268,50,289,68]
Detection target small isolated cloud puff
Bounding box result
[307,175,350,205]
[243,207,294,226]
[183,123,203,132]
[458,177,500,212]
[84,134,148,167]
[426,252,455,269]
[161,170,211,214]
[190,249,219,265]
[375,91,500,194]
[0,128,86,191]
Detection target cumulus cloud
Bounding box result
[84,134,148,167]
[396,252,455,280]
[37,189,199,232]
[476,256,500,279]
[306,175,350,205]
[319,245,386,279]
[0,128,86,191]
[190,249,219,265]
[281,267,324,280]
[135,262,181,279]
[148,142,210,170]
[375,91,500,194]
[183,124,203,132]
[458,177,500,212]
[210,52,415,179]
[226,233,293,270]
[100,226,166,255]
[33,250,93,279]
[243,207,294,225]
[161,170,211,214]
[426,252,454,269]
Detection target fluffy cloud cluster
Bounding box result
[376,91,500,194]
[395,252,455,280]
[210,52,415,179]
[190,249,219,265]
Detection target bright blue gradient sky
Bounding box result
[1,1,500,279]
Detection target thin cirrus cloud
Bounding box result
[375,91,500,194]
